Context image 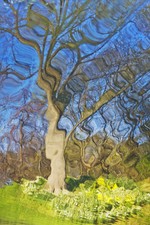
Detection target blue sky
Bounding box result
[0,0,149,152]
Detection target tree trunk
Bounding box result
[45,91,66,195]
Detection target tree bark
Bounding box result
[44,91,66,194]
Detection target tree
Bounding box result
[0,0,149,194]
[0,87,48,181]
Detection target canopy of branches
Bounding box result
[0,0,149,153]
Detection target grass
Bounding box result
[0,176,150,225]
[0,182,85,225]
[114,204,150,225]
[0,183,53,225]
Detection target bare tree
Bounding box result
[0,0,149,194]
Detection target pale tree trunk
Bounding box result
[45,90,66,195]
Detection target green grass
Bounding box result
[0,176,150,225]
[114,204,150,225]
[0,182,87,225]
[0,183,52,225]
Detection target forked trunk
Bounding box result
[45,91,66,195]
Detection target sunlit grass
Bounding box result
[0,182,80,225]
[0,176,150,225]
[0,182,53,225]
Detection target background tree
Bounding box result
[0,86,48,182]
[0,0,149,194]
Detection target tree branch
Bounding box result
[65,81,136,144]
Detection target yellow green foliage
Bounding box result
[1,176,149,225]
[49,176,150,224]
